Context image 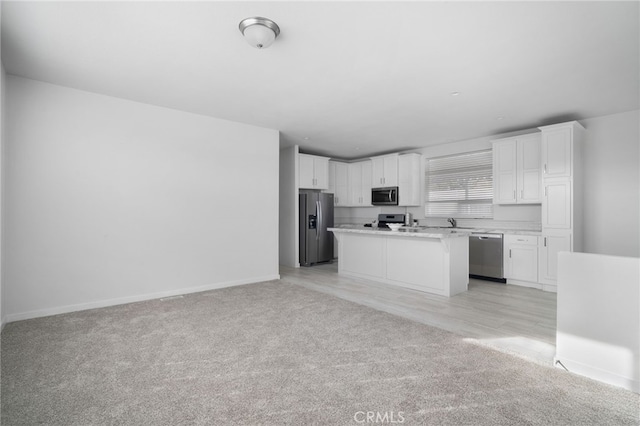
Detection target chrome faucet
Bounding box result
[447,217,457,228]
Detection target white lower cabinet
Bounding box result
[504,234,539,288]
[333,230,469,297]
[503,232,570,292]
[538,232,571,291]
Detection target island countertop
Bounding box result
[329,225,541,237]
[328,225,469,239]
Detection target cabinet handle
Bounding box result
[509,249,512,258]
[544,237,547,247]
[544,164,547,174]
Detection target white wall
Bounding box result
[0,64,5,328]
[5,76,280,321]
[279,145,299,267]
[1,2,5,329]
[556,252,639,392]
[581,110,639,257]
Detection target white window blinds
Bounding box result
[425,150,493,218]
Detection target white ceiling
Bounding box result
[2,1,638,159]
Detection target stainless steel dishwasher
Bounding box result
[469,233,505,282]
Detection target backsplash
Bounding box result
[419,218,541,232]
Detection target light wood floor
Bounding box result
[280,262,557,365]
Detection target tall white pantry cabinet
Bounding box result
[496,121,584,292]
[538,121,584,292]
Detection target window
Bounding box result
[425,150,493,218]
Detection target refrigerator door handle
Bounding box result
[316,200,322,241]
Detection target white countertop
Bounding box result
[330,224,542,237]
[457,228,542,236]
[328,225,468,239]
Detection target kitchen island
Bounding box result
[328,226,469,297]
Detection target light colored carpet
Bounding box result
[2,280,638,425]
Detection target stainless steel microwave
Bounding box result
[371,187,398,206]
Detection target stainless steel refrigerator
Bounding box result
[299,191,334,266]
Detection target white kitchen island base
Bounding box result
[330,227,469,297]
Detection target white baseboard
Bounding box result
[4,274,281,323]
[554,356,639,394]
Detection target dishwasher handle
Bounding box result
[470,233,503,239]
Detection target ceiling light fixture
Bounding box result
[239,17,280,49]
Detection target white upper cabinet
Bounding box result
[398,153,421,206]
[349,160,372,206]
[493,140,518,203]
[519,135,542,203]
[370,154,399,188]
[299,153,329,189]
[328,161,349,206]
[541,125,573,178]
[492,133,541,204]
